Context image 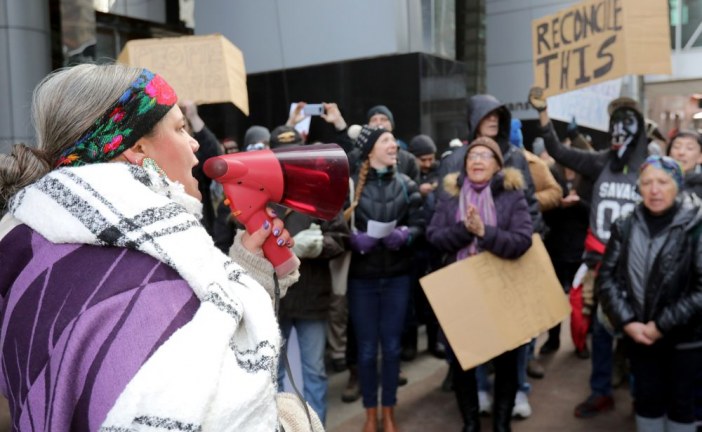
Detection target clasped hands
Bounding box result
[623,321,663,346]
[463,205,485,237]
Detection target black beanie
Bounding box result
[409,134,437,157]
[366,105,395,129]
[356,126,389,160]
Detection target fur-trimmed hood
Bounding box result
[442,167,525,198]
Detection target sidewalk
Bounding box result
[326,324,636,432]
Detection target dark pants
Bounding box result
[453,348,519,431]
[625,338,702,423]
[590,314,614,397]
[348,275,411,407]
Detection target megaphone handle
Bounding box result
[262,236,301,278]
[244,211,300,279]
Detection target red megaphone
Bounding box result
[203,143,350,277]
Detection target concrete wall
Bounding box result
[194,0,432,74]
[0,1,52,153]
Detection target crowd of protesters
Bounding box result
[1,61,701,432]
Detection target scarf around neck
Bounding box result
[8,163,284,431]
[456,177,497,260]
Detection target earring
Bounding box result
[142,157,167,178]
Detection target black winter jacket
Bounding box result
[278,208,349,320]
[349,167,424,279]
[597,201,702,347]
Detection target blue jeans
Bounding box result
[348,275,411,407]
[516,341,533,393]
[590,314,613,397]
[278,318,328,424]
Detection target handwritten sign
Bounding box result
[420,235,570,371]
[118,34,249,115]
[532,0,671,98]
[547,77,622,131]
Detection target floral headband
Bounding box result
[640,155,684,190]
[56,69,177,167]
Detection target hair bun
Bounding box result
[0,144,51,211]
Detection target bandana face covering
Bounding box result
[610,108,639,153]
[56,69,177,167]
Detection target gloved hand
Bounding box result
[292,223,324,259]
[528,86,547,112]
[349,231,379,255]
[382,226,410,251]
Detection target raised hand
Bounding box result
[321,102,347,130]
[528,86,548,112]
[286,102,307,127]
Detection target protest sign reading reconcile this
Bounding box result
[532,0,671,98]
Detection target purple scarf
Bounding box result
[456,178,497,260]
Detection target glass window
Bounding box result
[670,0,702,49]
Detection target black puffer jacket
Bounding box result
[597,201,702,347]
[349,167,424,279]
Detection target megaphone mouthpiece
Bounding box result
[203,157,228,179]
[203,156,249,180]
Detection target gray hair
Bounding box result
[0,63,144,210]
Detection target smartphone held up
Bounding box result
[303,104,325,116]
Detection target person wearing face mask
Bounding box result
[598,155,702,432]
[0,64,307,431]
[667,130,702,199]
[529,86,652,419]
[344,126,424,432]
[427,137,533,432]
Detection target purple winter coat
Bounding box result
[427,168,533,262]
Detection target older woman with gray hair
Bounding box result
[598,155,702,432]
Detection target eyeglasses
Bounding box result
[467,152,494,161]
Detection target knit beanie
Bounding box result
[466,136,504,167]
[409,134,437,157]
[244,125,270,147]
[509,118,524,149]
[357,126,389,160]
[366,105,395,129]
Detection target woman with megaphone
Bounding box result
[344,125,425,432]
[0,63,312,431]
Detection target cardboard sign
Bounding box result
[532,0,671,98]
[420,235,570,371]
[118,34,249,115]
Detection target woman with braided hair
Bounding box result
[0,63,308,431]
[345,126,424,432]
